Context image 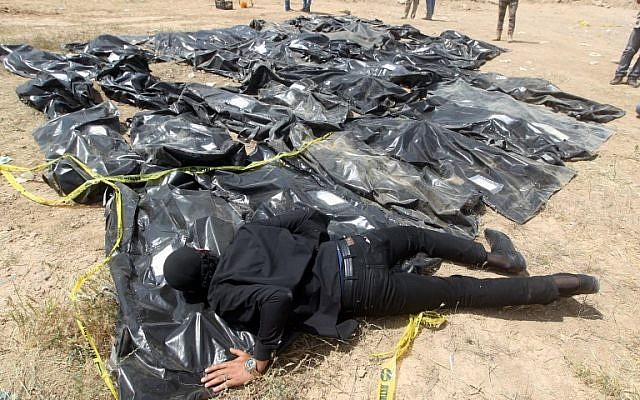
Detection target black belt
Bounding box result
[337,237,356,313]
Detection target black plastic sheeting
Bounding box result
[465,72,626,123]
[96,55,186,110]
[403,80,614,165]
[337,119,575,224]
[171,83,296,141]
[257,81,351,129]
[129,110,247,168]
[32,102,143,203]
[0,15,624,400]
[242,65,429,115]
[2,44,103,78]
[16,70,102,119]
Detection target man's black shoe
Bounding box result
[552,273,600,297]
[484,229,527,273]
[628,77,640,88]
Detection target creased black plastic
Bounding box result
[343,118,576,224]
[129,110,248,168]
[325,58,442,88]
[171,83,295,141]
[195,165,437,236]
[16,70,102,119]
[152,25,259,61]
[0,44,23,58]
[416,80,614,164]
[280,17,502,69]
[178,17,503,83]
[422,30,503,69]
[465,72,625,123]
[284,16,405,47]
[2,44,104,78]
[289,129,480,237]
[189,30,294,79]
[257,81,351,129]
[32,102,142,202]
[97,55,185,110]
[78,34,153,61]
[242,64,426,115]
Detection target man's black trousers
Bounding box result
[339,227,560,316]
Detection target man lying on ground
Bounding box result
[163,208,599,392]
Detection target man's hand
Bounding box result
[201,348,256,392]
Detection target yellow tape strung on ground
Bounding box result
[0,132,331,400]
[0,132,332,184]
[371,311,447,400]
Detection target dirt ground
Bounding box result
[0,0,639,399]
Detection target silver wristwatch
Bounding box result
[244,357,261,378]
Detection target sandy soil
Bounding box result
[0,0,639,399]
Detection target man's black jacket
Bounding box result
[208,208,357,360]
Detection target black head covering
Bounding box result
[163,246,217,304]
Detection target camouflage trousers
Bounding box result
[497,0,519,34]
[404,0,420,19]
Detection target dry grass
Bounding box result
[3,269,116,400]
[571,361,640,400]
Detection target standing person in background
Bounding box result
[423,0,436,20]
[284,0,311,12]
[610,1,640,88]
[494,0,519,42]
[402,0,420,19]
[403,0,420,19]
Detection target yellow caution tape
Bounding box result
[371,311,447,400]
[0,132,332,400]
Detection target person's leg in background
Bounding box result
[506,0,519,42]
[423,0,436,20]
[627,52,640,87]
[284,0,291,11]
[495,0,508,41]
[403,0,412,18]
[302,0,312,12]
[411,0,420,18]
[611,28,640,86]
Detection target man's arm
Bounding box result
[253,288,293,362]
[201,287,292,391]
